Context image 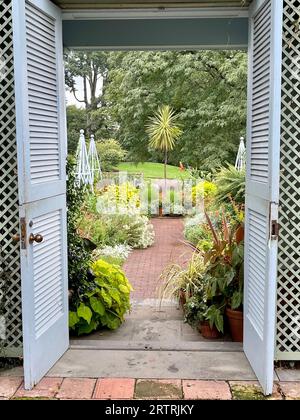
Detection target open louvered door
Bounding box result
[12,0,68,389]
[244,0,283,395]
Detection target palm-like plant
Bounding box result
[146,105,183,181]
[214,165,245,205]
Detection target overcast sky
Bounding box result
[65,76,103,108]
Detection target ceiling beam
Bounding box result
[52,1,251,10]
[62,7,249,19]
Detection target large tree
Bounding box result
[104,51,248,171]
[64,51,113,153]
[65,51,109,112]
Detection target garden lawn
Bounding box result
[117,162,191,180]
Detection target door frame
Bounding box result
[15,3,282,394]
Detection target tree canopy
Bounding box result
[65,50,248,171]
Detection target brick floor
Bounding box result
[183,380,232,400]
[93,378,135,400]
[56,378,96,400]
[14,378,63,399]
[0,377,23,399]
[2,376,300,399]
[280,382,300,400]
[123,218,193,300]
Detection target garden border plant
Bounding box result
[67,158,134,336]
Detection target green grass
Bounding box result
[117,162,191,180]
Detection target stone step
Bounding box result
[48,349,256,381]
[70,339,243,352]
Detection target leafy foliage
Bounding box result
[67,158,92,306]
[104,50,248,169]
[66,106,88,155]
[96,139,127,171]
[69,259,132,335]
[200,213,245,331]
[159,253,206,303]
[79,212,155,250]
[184,294,208,329]
[146,105,183,180]
[65,51,109,111]
[215,165,246,205]
[184,220,214,251]
[92,244,132,267]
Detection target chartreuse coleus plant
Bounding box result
[69,259,133,335]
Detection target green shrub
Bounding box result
[184,294,208,328]
[66,106,88,155]
[184,224,213,251]
[214,165,245,205]
[96,139,126,171]
[79,212,155,250]
[69,259,132,335]
[67,158,92,306]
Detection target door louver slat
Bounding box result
[25,2,60,185]
[250,1,271,184]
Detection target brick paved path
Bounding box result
[123,218,193,301]
[1,376,300,399]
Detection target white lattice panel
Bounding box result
[276,0,300,360]
[0,0,23,356]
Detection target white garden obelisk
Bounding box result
[88,134,102,183]
[75,130,93,187]
[235,137,246,172]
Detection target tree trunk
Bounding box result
[90,67,99,111]
[164,150,168,183]
[83,76,89,110]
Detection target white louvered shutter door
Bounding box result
[244,0,283,395]
[12,0,68,389]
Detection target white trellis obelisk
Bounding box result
[235,137,246,172]
[88,134,102,184]
[75,129,93,187]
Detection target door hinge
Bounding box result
[20,217,27,249]
[271,220,280,241]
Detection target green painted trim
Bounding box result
[63,17,248,49]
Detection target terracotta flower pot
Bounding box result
[235,224,245,244]
[226,307,244,342]
[199,321,222,339]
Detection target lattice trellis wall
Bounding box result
[0,0,23,356]
[276,0,300,360]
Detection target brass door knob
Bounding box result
[29,233,44,244]
[12,234,20,243]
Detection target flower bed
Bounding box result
[160,165,245,342]
[67,160,155,336]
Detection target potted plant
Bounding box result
[225,244,244,342]
[159,253,205,309]
[184,286,224,339]
[202,212,244,342]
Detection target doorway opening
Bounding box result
[4,0,294,396]
[64,48,251,380]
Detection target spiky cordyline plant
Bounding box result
[146,105,183,181]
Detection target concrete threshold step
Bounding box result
[48,349,256,381]
[70,339,243,353]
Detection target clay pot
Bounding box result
[199,321,222,339]
[226,307,244,342]
[179,289,186,307]
[235,224,245,244]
